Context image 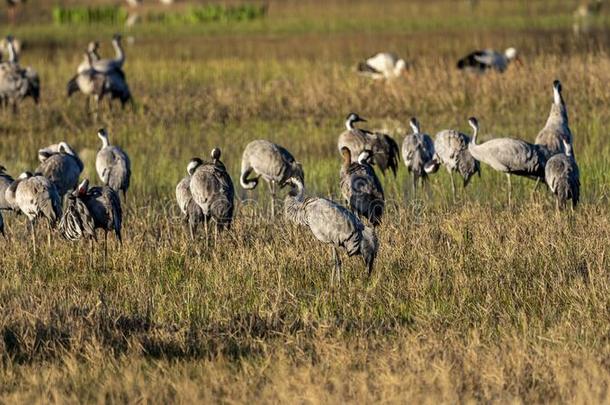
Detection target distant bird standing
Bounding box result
[0,35,39,111]
[77,41,101,74]
[457,47,521,73]
[6,172,61,251]
[545,135,579,211]
[356,52,407,80]
[535,80,572,157]
[240,139,304,217]
[284,177,378,285]
[467,117,547,205]
[401,117,435,196]
[176,159,204,239]
[0,165,15,210]
[190,148,235,234]
[340,148,384,227]
[427,128,480,200]
[35,141,84,197]
[96,128,131,201]
[59,179,122,269]
[338,113,400,176]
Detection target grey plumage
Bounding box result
[401,117,435,194]
[535,80,572,157]
[35,141,84,197]
[0,165,15,210]
[0,36,39,110]
[545,137,579,210]
[96,128,131,200]
[284,177,378,284]
[190,148,235,230]
[456,47,520,73]
[60,179,122,242]
[340,148,384,227]
[338,113,400,177]
[240,139,303,216]
[429,128,480,199]
[176,161,205,238]
[8,172,62,226]
[467,117,547,205]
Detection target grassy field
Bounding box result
[1,0,610,402]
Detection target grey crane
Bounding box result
[456,47,521,73]
[401,117,435,196]
[340,148,384,227]
[96,128,131,201]
[90,34,125,74]
[467,117,547,205]
[175,159,204,239]
[6,171,61,251]
[427,128,480,200]
[35,141,84,197]
[284,177,378,285]
[338,113,400,176]
[76,41,101,74]
[59,179,122,269]
[240,139,304,217]
[545,135,579,211]
[190,148,235,233]
[0,35,39,111]
[535,80,572,157]
[0,165,14,210]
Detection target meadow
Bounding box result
[1,0,610,402]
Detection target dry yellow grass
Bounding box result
[0,0,610,403]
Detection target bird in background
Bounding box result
[338,113,400,177]
[356,52,408,80]
[401,117,436,198]
[284,176,378,286]
[457,47,521,73]
[0,34,39,112]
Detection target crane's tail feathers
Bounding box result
[424,158,441,174]
[67,76,79,97]
[240,167,258,190]
[360,226,378,276]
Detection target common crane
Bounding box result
[467,117,547,205]
[6,172,61,251]
[96,128,131,201]
[338,113,400,176]
[457,48,521,73]
[284,177,378,285]
[59,179,122,269]
[356,52,407,80]
[240,139,304,217]
[340,148,384,227]
[535,80,572,157]
[427,128,480,200]
[0,35,39,111]
[545,135,579,211]
[35,141,84,197]
[190,148,235,234]
[0,165,14,210]
[176,159,204,239]
[401,117,435,196]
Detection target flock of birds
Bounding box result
[0,33,580,284]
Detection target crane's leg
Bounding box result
[269,180,276,218]
[30,220,36,255]
[412,173,417,199]
[333,247,342,285]
[103,232,108,271]
[47,221,52,249]
[450,172,456,202]
[506,174,512,207]
[203,216,209,248]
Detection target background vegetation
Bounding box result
[0,0,609,402]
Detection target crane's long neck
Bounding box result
[549,87,568,125]
[470,124,479,146]
[100,135,110,148]
[7,40,18,64]
[112,39,125,66]
[346,119,355,131]
[564,140,574,159]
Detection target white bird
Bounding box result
[401,117,435,196]
[96,128,131,201]
[467,117,547,205]
[240,139,304,217]
[535,80,572,157]
[457,47,521,73]
[356,52,407,80]
[338,113,400,176]
[284,177,378,285]
[545,135,579,211]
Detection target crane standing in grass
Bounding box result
[535,80,572,157]
[35,142,83,198]
[176,159,205,239]
[0,165,14,211]
[545,134,579,211]
[467,117,547,206]
[0,35,39,111]
[59,179,122,270]
[96,128,131,201]
[284,177,378,285]
[401,117,435,197]
[240,139,304,217]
